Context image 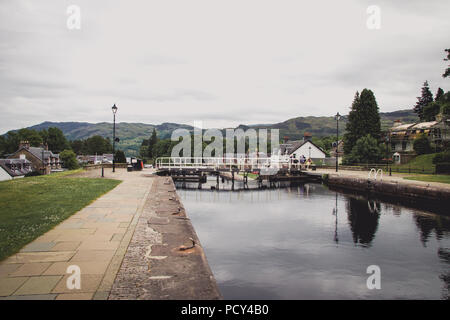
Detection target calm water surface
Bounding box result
[176,178,450,300]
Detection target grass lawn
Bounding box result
[239,172,259,179]
[403,175,450,184]
[0,170,121,261]
[392,153,437,174]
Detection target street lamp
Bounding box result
[386,132,391,176]
[334,112,341,172]
[112,104,118,172]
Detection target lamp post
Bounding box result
[386,132,391,176]
[334,112,341,172]
[112,104,118,172]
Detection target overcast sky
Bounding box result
[0,0,449,133]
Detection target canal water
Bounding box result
[176,178,450,300]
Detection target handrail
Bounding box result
[368,168,376,180]
[155,156,298,171]
[368,168,383,180]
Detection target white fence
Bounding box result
[155,156,302,172]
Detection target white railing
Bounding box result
[155,156,299,171]
[368,168,383,180]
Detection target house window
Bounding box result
[402,141,407,151]
[391,142,395,150]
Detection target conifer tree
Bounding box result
[343,89,381,155]
[147,128,158,159]
[413,81,434,120]
[435,87,445,101]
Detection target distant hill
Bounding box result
[26,121,194,156]
[16,109,418,156]
[246,109,418,142]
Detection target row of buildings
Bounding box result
[0,141,61,181]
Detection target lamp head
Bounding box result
[112,104,118,114]
[335,112,341,121]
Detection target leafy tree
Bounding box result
[343,89,381,155]
[17,128,43,146]
[59,150,79,170]
[443,48,450,78]
[139,144,149,159]
[435,87,445,101]
[413,81,434,120]
[413,133,432,155]
[3,131,21,154]
[44,127,70,153]
[84,135,112,155]
[344,134,384,164]
[114,150,126,163]
[0,135,6,157]
[70,140,86,155]
[147,128,158,159]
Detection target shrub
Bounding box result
[433,151,450,164]
[344,134,384,164]
[25,171,42,177]
[59,149,79,170]
[436,163,450,174]
[413,133,432,155]
[114,150,126,163]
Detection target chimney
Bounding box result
[393,120,402,127]
[303,132,312,142]
[19,140,30,150]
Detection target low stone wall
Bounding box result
[326,174,450,204]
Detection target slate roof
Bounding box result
[26,147,59,161]
[0,158,32,177]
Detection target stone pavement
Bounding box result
[0,168,154,300]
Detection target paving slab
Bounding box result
[9,263,51,277]
[14,276,62,295]
[0,277,28,296]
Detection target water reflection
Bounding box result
[346,198,380,247]
[178,181,450,299]
[413,213,450,246]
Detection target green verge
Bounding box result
[392,153,437,174]
[403,175,450,185]
[0,170,121,261]
[238,173,259,179]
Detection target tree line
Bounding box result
[0,127,127,170]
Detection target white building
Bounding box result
[0,166,12,181]
[278,133,326,160]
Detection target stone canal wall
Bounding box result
[109,176,221,300]
[323,172,450,205]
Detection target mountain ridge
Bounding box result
[8,109,418,156]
